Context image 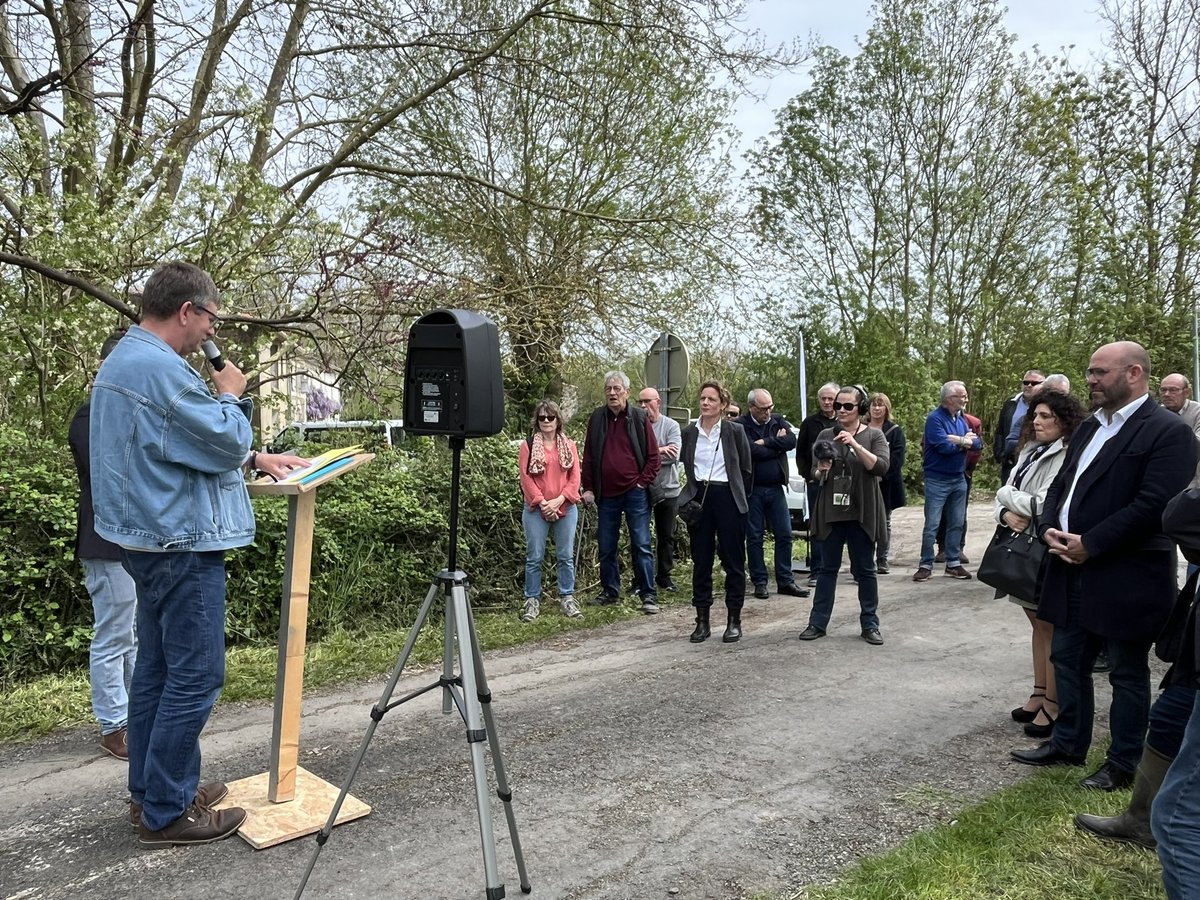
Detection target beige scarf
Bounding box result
[528,433,573,474]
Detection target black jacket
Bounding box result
[797,411,836,485]
[68,400,123,561]
[993,395,1019,466]
[1037,398,1196,641]
[737,413,796,486]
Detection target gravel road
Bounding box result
[0,502,1117,900]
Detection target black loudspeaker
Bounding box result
[404,309,504,437]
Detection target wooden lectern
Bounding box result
[218,452,375,849]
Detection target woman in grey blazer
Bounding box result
[679,380,753,643]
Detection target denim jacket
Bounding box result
[90,325,255,552]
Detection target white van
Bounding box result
[269,419,406,451]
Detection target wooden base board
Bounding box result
[218,766,371,850]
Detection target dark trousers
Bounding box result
[1051,569,1152,773]
[809,521,879,631]
[1150,683,1199,759]
[805,481,823,572]
[688,483,746,611]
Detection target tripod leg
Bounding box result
[449,581,506,899]
[294,580,440,900]
[442,570,456,715]
[466,599,532,893]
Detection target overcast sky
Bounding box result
[730,0,1112,162]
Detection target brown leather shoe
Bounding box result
[99,727,128,760]
[138,802,246,847]
[130,781,230,828]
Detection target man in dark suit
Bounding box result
[1012,342,1197,792]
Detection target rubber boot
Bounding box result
[689,607,711,643]
[722,610,742,643]
[1074,742,1173,849]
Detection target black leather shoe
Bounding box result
[861,628,883,645]
[658,580,677,592]
[798,625,826,641]
[689,620,711,643]
[752,583,769,599]
[722,614,742,643]
[1010,741,1086,767]
[777,582,810,598]
[592,592,620,606]
[1080,761,1136,791]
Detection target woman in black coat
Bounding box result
[678,380,752,644]
[867,393,906,574]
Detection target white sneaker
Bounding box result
[520,597,540,622]
[560,597,583,618]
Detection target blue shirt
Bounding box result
[922,405,982,479]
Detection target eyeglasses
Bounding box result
[191,302,222,330]
[1022,380,1044,387]
[636,398,654,405]
[724,411,739,419]
[750,402,774,411]
[1086,365,1132,379]
[832,402,859,412]
[537,414,557,422]
[1161,386,1185,393]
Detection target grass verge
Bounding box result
[0,589,679,745]
[769,753,1166,900]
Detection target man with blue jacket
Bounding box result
[91,261,305,846]
[914,381,980,582]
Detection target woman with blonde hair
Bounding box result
[866,392,906,574]
[518,400,582,622]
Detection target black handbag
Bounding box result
[977,500,1048,604]
[678,497,704,527]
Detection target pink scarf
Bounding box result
[528,433,573,474]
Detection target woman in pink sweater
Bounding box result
[518,400,583,622]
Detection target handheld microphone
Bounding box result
[201,340,226,372]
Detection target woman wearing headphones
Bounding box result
[799,385,890,645]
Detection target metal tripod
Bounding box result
[295,437,530,899]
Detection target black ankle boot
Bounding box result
[689,608,711,643]
[722,611,742,643]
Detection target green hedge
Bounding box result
[0,428,535,683]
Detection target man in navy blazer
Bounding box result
[1012,342,1197,791]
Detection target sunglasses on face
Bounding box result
[1023,380,1044,387]
[833,402,859,411]
[537,414,557,422]
[725,411,739,418]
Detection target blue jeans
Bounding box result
[1049,572,1150,773]
[82,558,138,734]
[122,550,228,831]
[747,484,796,588]
[1154,690,1200,900]
[810,521,879,631]
[1150,683,1198,758]
[920,474,967,568]
[597,488,655,599]
[522,504,578,598]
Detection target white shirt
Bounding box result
[1060,393,1149,534]
[693,420,729,483]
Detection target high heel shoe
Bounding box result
[1011,689,1047,723]
[1024,707,1056,738]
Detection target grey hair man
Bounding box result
[580,370,661,612]
[997,370,1046,482]
[1044,374,1071,393]
[914,381,980,582]
[797,382,841,585]
[635,387,683,591]
[1160,374,1200,487]
[737,389,808,599]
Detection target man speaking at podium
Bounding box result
[91,261,305,847]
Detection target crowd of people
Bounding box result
[515,343,1200,899]
[67,269,1200,896]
